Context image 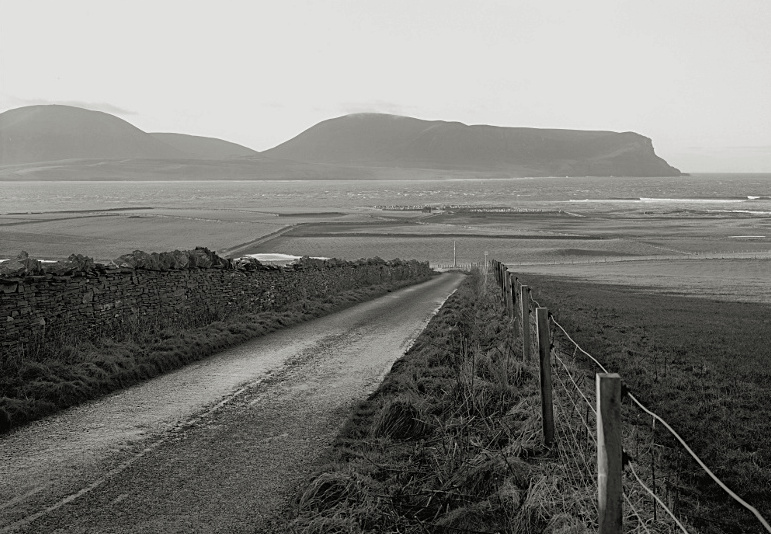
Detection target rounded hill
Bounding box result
[0,105,184,164]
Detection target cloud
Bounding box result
[1,95,135,115]
[339,100,412,116]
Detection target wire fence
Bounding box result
[488,259,771,534]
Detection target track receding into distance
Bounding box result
[0,272,465,533]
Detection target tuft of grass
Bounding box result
[371,395,430,441]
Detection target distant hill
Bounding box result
[0,105,682,177]
[150,133,259,159]
[263,113,682,177]
[0,105,185,164]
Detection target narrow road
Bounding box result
[0,272,465,533]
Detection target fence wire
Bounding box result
[490,263,771,534]
[546,300,770,533]
[549,315,688,533]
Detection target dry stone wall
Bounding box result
[1,250,432,354]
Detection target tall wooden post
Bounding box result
[506,272,515,318]
[537,307,555,447]
[512,277,520,337]
[520,285,531,362]
[501,266,508,304]
[514,278,521,330]
[597,373,623,534]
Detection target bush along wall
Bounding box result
[0,248,432,354]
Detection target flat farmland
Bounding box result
[515,258,771,304]
[254,235,666,264]
[0,210,288,261]
[3,203,770,305]
[243,209,771,304]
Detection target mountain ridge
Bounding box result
[0,105,682,176]
[263,113,681,176]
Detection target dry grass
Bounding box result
[290,272,605,533]
[290,269,712,533]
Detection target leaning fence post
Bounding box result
[520,285,530,362]
[597,373,623,534]
[537,307,555,447]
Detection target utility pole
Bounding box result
[453,240,456,268]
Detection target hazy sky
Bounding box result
[1,0,770,172]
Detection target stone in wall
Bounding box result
[0,251,44,277]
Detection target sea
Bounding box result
[1,174,770,214]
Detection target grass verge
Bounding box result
[291,271,601,534]
[0,274,435,433]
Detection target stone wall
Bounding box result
[1,252,432,354]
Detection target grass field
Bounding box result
[521,273,771,533]
[514,258,771,304]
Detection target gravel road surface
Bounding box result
[0,272,465,533]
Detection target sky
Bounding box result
[1,0,770,172]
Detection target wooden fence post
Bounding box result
[520,285,530,362]
[503,269,509,313]
[512,277,520,337]
[506,272,515,318]
[597,373,623,534]
[537,307,555,447]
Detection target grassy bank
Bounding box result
[0,274,435,433]
[290,272,601,533]
[522,274,771,534]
